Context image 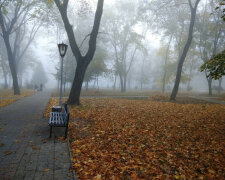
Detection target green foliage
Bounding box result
[84,47,108,83]
[200,50,225,80]
[216,0,225,21]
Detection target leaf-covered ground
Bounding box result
[0,99,17,108]
[46,98,225,179]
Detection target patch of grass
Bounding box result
[0,89,34,98]
[51,89,164,97]
[51,89,205,98]
[219,93,225,101]
[0,99,18,108]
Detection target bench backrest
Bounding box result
[63,103,70,124]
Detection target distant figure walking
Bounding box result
[40,83,43,91]
[34,84,38,91]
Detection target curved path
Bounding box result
[0,91,75,180]
[189,95,225,105]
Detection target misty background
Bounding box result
[0,0,224,95]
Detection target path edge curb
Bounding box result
[67,138,77,180]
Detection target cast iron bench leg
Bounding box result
[65,126,68,139]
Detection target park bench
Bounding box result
[49,103,70,139]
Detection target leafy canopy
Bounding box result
[200,50,225,80]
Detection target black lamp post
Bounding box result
[58,42,68,58]
[58,42,68,107]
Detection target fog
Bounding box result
[0,0,224,96]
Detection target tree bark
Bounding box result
[187,60,193,91]
[0,9,20,94]
[218,78,222,94]
[170,0,200,100]
[85,81,89,91]
[207,78,212,96]
[54,0,104,105]
[162,34,173,93]
[3,72,8,89]
[113,75,117,90]
[123,75,127,92]
[0,59,8,89]
[67,61,88,105]
[97,75,99,90]
[2,34,20,94]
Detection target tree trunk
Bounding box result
[54,0,104,105]
[162,34,173,93]
[97,75,99,90]
[170,0,200,100]
[3,34,20,94]
[57,79,60,92]
[113,75,117,90]
[67,61,87,105]
[8,75,12,88]
[119,74,124,92]
[85,81,89,91]
[1,61,8,89]
[64,82,66,93]
[0,9,20,94]
[3,73,8,89]
[162,73,166,93]
[93,76,96,89]
[207,78,212,96]
[218,78,222,94]
[187,79,191,91]
[20,73,23,88]
[123,75,127,92]
[187,62,193,91]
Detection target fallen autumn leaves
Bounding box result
[45,98,225,179]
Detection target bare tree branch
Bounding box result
[54,0,82,61]
[85,0,104,61]
[126,47,137,75]
[79,31,107,49]
[188,0,193,9]
[0,0,7,8]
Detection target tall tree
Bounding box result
[196,0,225,95]
[0,0,45,94]
[139,0,192,93]
[83,47,108,90]
[103,1,146,92]
[53,0,104,105]
[162,35,173,93]
[0,1,24,94]
[0,37,10,88]
[170,0,201,100]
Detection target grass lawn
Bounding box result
[45,97,225,179]
[0,99,18,108]
[0,89,34,108]
[218,93,225,101]
[51,89,163,97]
[0,89,34,98]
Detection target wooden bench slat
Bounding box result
[49,104,70,138]
[49,111,68,126]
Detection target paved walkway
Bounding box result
[190,96,225,105]
[0,91,75,180]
